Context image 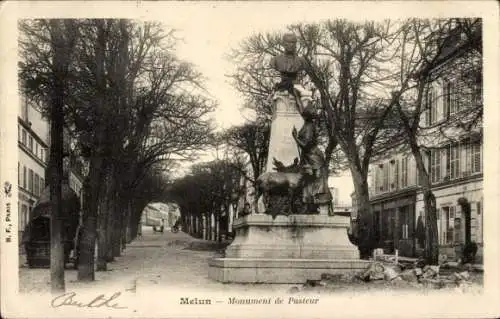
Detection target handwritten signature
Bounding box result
[51,291,127,309]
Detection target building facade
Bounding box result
[18,94,49,240]
[369,153,420,256]
[18,94,85,243]
[368,23,483,260]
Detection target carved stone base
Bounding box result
[208,214,366,283]
[208,258,370,283]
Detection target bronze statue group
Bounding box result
[256,33,332,218]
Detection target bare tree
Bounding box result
[48,20,78,293]
[19,19,217,280]
[394,18,482,264]
[221,122,270,183]
[230,20,413,257]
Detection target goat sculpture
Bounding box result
[255,157,308,218]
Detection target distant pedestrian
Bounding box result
[137,222,142,238]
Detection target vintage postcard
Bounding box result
[1,1,499,318]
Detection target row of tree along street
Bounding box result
[19,18,481,292]
[19,19,216,292]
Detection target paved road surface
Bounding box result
[19,226,293,294]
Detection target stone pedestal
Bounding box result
[208,214,369,283]
[265,92,303,172]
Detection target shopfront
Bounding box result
[370,190,417,257]
[415,178,483,262]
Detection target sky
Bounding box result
[7,1,494,204]
[157,5,359,203]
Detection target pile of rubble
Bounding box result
[357,261,476,289]
[296,251,482,293]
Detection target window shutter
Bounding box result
[436,85,444,121]
[394,159,399,190]
[29,169,34,193]
[23,166,27,188]
[477,201,482,243]
[409,156,416,186]
[444,81,450,117]
[473,144,481,173]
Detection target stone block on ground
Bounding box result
[383,266,400,281]
[455,271,471,281]
[359,262,385,281]
[321,273,342,281]
[399,269,419,282]
[414,268,423,277]
[422,265,440,279]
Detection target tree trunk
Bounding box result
[111,200,122,257]
[77,157,102,281]
[126,202,132,243]
[408,141,439,265]
[78,20,107,281]
[120,198,129,250]
[96,189,108,271]
[351,168,373,259]
[105,185,115,262]
[48,19,67,293]
[48,84,65,293]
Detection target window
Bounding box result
[401,156,408,188]
[34,174,40,196]
[426,87,438,125]
[446,144,460,180]
[41,148,45,163]
[444,80,460,117]
[40,178,45,192]
[29,169,34,193]
[29,136,34,152]
[441,206,456,245]
[35,143,39,158]
[391,160,399,190]
[471,143,482,173]
[444,81,451,117]
[18,162,20,185]
[23,166,27,188]
[430,149,441,183]
[450,145,460,179]
[22,129,27,145]
[374,164,381,193]
[18,125,21,142]
[383,163,389,192]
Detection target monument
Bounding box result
[208,33,368,283]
